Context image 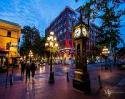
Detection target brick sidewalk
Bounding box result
[89,67,125,99]
[0,65,125,99]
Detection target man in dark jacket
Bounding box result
[21,61,26,78]
[30,61,36,79]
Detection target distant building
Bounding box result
[45,7,77,63]
[45,6,99,63]
[0,19,21,66]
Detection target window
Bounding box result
[6,42,11,50]
[64,28,66,33]
[7,31,11,37]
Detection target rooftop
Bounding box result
[46,6,76,31]
[0,19,21,27]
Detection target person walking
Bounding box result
[30,61,36,80]
[5,60,9,87]
[21,61,26,78]
[25,61,31,83]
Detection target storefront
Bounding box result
[0,50,8,67]
[59,48,75,65]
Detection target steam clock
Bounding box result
[72,15,91,94]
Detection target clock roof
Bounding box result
[73,20,88,30]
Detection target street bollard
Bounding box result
[98,75,102,89]
[5,75,8,88]
[9,74,13,85]
[66,72,69,82]
[5,69,8,88]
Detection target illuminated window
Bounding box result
[7,31,11,37]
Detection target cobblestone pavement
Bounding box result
[0,64,125,99]
[88,64,125,99]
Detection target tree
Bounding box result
[39,36,46,57]
[117,47,125,59]
[19,26,32,56]
[79,0,124,48]
[19,26,45,58]
[96,0,124,47]
[31,27,45,57]
[75,0,125,63]
[95,0,125,65]
[79,0,100,61]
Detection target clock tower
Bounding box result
[72,8,91,94]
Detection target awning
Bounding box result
[0,47,4,51]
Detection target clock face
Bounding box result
[74,28,81,38]
[82,27,87,37]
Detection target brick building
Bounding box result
[45,6,99,64]
[45,6,77,63]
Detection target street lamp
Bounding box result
[102,46,110,56]
[102,46,110,69]
[72,7,91,94]
[45,31,59,83]
[29,50,33,63]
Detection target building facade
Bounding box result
[0,19,21,66]
[45,7,77,63]
[45,6,99,64]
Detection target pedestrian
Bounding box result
[5,60,9,87]
[25,61,31,83]
[21,61,26,78]
[9,73,13,85]
[30,61,36,80]
[66,72,69,82]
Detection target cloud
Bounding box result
[0,0,124,37]
[0,0,78,35]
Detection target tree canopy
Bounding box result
[77,0,125,49]
[74,0,125,61]
[19,26,45,57]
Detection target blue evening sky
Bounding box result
[0,0,84,35]
[0,0,125,43]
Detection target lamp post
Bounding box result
[29,50,33,63]
[72,7,91,94]
[45,31,58,84]
[102,46,110,70]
